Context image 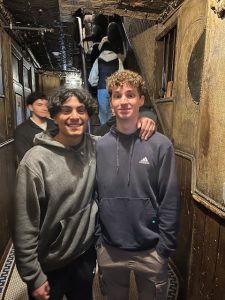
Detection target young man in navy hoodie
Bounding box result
[96,70,180,300]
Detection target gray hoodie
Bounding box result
[13,132,98,292]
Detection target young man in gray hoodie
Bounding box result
[13,87,155,300]
[13,88,98,300]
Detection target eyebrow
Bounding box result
[62,104,85,108]
[112,90,136,94]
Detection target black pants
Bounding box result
[29,247,96,300]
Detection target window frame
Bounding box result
[155,24,177,100]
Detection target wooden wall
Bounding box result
[172,154,193,300]
[174,154,225,300]
[0,143,15,260]
[0,29,16,260]
[127,0,225,298]
[38,72,61,94]
[0,27,37,261]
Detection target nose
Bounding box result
[69,109,80,118]
[120,95,128,104]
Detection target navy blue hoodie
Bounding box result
[96,127,180,258]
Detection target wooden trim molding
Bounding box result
[192,193,225,219]
[175,151,225,219]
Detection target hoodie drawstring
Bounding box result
[116,134,135,185]
[127,136,135,185]
[116,135,120,173]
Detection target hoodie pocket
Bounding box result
[99,197,159,249]
[46,202,97,257]
[49,219,65,250]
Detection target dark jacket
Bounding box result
[95,116,116,136]
[14,118,56,161]
[88,50,123,88]
[96,127,180,258]
[98,57,119,89]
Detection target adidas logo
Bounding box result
[139,157,150,165]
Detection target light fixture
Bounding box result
[52,51,60,57]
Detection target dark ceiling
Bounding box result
[2,0,76,71]
[1,0,184,71]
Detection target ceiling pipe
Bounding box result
[2,24,54,32]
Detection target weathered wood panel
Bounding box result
[173,155,193,300]
[0,143,16,258]
[213,224,225,300]
[173,154,225,300]
[196,0,225,202]
[172,0,206,154]
[38,72,61,94]
[187,203,225,300]
[198,212,219,299]
[188,202,206,300]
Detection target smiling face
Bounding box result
[110,83,144,122]
[54,96,89,146]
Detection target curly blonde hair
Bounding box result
[106,70,146,96]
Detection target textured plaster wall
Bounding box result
[130,0,225,205]
[172,0,207,154]
[132,25,157,100]
[196,2,225,202]
[131,0,207,149]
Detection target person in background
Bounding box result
[13,87,156,300]
[107,22,126,62]
[95,70,180,300]
[88,38,124,124]
[14,91,55,161]
[83,14,108,65]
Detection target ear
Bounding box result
[139,95,145,107]
[28,104,33,112]
[53,115,58,125]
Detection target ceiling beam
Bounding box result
[59,2,159,21]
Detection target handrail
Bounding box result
[76,17,88,89]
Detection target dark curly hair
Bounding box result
[48,88,95,118]
[26,91,47,105]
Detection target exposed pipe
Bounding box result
[2,24,54,32]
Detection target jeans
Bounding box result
[97,89,112,124]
